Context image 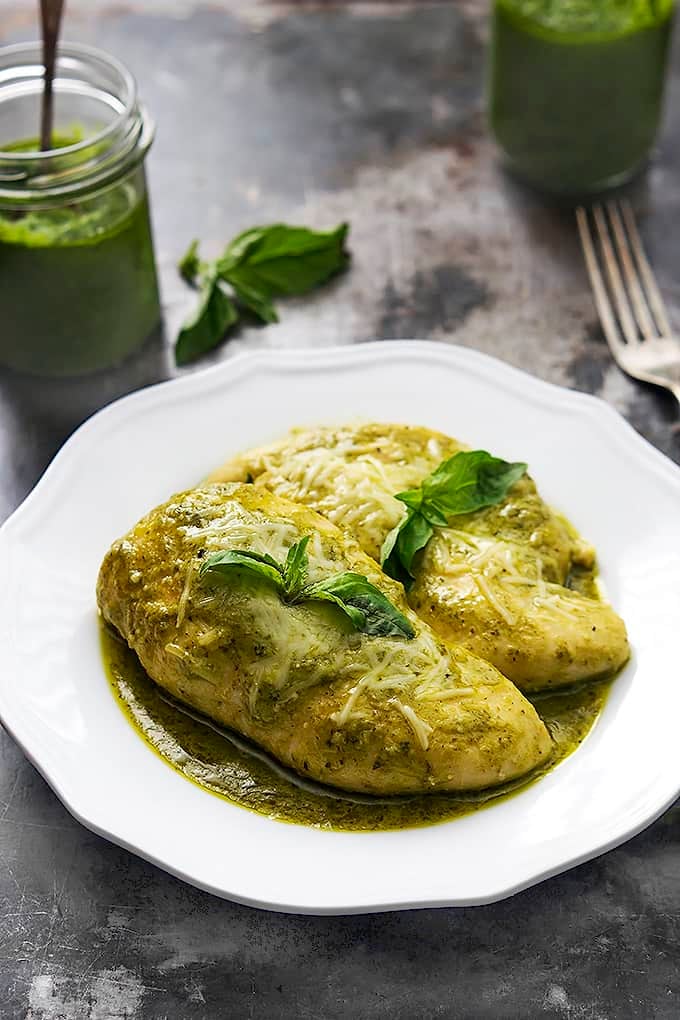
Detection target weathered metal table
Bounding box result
[1,3,678,1017]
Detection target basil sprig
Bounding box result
[381,450,527,588]
[199,536,415,640]
[175,223,350,365]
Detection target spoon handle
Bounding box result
[39,0,66,151]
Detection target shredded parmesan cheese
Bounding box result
[473,573,517,626]
[331,676,371,726]
[435,535,582,629]
[393,700,434,750]
[420,686,476,701]
[329,635,461,726]
[255,441,442,557]
[176,559,198,628]
[197,627,219,647]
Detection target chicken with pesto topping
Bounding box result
[210,424,629,692]
[97,483,552,795]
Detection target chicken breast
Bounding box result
[97,483,551,795]
[209,424,629,691]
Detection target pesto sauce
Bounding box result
[488,0,676,195]
[0,132,160,376]
[101,612,615,833]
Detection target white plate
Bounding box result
[0,342,678,914]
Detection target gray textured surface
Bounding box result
[0,2,679,1017]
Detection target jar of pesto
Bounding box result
[488,0,676,197]
[0,42,160,376]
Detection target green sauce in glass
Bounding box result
[0,133,160,376]
[489,0,676,196]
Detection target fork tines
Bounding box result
[576,200,672,351]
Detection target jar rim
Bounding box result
[0,40,154,204]
[0,40,136,160]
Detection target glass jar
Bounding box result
[488,1,676,198]
[0,42,160,376]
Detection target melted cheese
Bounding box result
[182,503,298,562]
[180,501,340,582]
[431,533,584,628]
[171,487,473,737]
[263,452,403,556]
[253,432,447,559]
[329,631,471,728]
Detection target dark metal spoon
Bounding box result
[39,0,66,151]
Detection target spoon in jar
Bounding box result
[39,0,66,151]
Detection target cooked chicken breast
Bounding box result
[97,483,551,795]
[209,424,629,691]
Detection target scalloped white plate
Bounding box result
[0,342,679,914]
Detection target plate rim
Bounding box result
[1,340,679,914]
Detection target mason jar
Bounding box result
[488,1,676,198]
[0,42,161,376]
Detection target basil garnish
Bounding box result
[381,450,527,588]
[200,536,414,640]
[303,572,415,639]
[178,239,201,283]
[175,268,238,366]
[175,223,349,365]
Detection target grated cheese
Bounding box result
[329,636,462,726]
[168,480,512,729]
[256,443,438,557]
[435,535,584,630]
[532,591,576,620]
[181,503,299,564]
[420,686,475,701]
[474,573,517,627]
[176,559,198,628]
[393,700,434,750]
[331,676,371,726]
[197,627,219,647]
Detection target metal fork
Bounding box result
[576,200,680,409]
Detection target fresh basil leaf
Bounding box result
[219,223,349,297]
[217,226,269,271]
[225,269,279,324]
[380,519,412,589]
[381,510,433,588]
[178,239,201,283]
[382,451,527,586]
[418,503,448,528]
[302,587,368,632]
[220,224,347,272]
[202,548,282,572]
[177,222,350,365]
[283,536,310,596]
[175,272,239,366]
[380,518,402,575]
[396,488,423,513]
[421,450,527,517]
[305,572,415,639]
[199,549,284,590]
[199,538,413,640]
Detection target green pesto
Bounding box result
[101,557,615,832]
[0,132,160,376]
[488,0,676,195]
[2,127,86,153]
